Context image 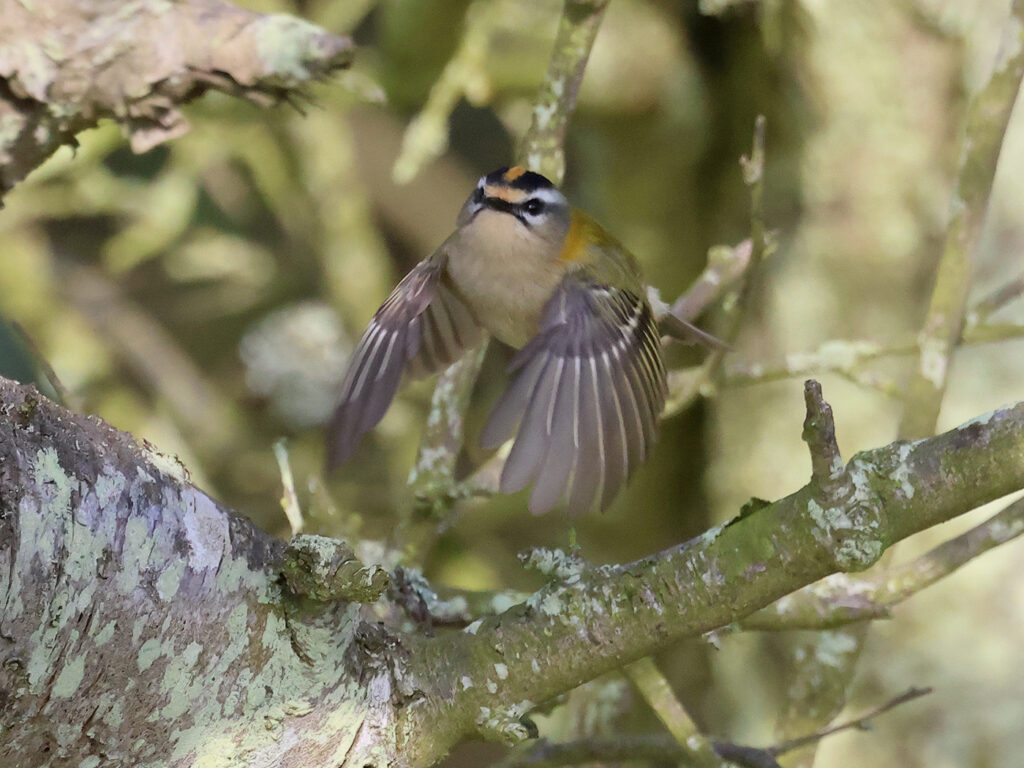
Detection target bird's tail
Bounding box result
[659,312,730,350]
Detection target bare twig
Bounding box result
[494,688,930,768]
[968,271,1024,325]
[665,119,772,413]
[714,115,769,351]
[670,239,754,322]
[766,687,932,757]
[801,380,842,487]
[273,440,304,537]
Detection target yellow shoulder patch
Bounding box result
[559,210,591,262]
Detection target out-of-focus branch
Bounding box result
[665,321,1024,410]
[719,322,1024,386]
[899,0,1024,440]
[60,262,242,458]
[0,0,352,198]
[670,239,753,322]
[776,6,1024,761]
[967,270,1024,326]
[519,0,611,185]
[624,658,719,768]
[392,1,499,184]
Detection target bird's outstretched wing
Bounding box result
[480,273,667,515]
[327,250,482,468]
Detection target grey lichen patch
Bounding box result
[51,652,86,698]
[282,534,390,604]
[182,490,231,574]
[137,636,166,673]
[806,455,886,572]
[519,547,585,581]
[812,630,859,668]
[32,446,74,515]
[253,15,350,88]
[526,589,565,617]
[889,443,916,500]
[476,700,536,745]
[156,557,186,601]
[94,620,117,646]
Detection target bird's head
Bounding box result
[457,166,571,248]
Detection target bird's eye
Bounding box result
[524,198,545,216]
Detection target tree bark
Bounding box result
[1,377,1022,766]
[0,0,353,198]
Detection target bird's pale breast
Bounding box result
[447,211,567,348]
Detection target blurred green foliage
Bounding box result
[1,1,1022,766]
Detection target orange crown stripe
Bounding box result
[484,185,529,203]
[503,166,527,181]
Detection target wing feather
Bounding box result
[484,274,667,515]
[327,252,482,468]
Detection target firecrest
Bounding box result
[327,166,722,515]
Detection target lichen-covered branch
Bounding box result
[739,494,1024,631]
[519,0,611,184]
[0,0,352,198]
[403,391,1024,764]
[0,378,398,767]
[1,374,1022,766]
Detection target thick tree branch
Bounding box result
[1,376,1022,766]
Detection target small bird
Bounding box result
[327,166,721,515]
